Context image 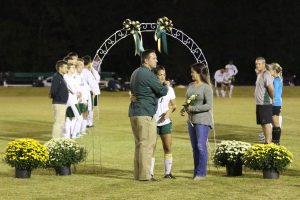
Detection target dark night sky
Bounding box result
[0,0,299,84]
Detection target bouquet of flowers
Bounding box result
[242,143,293,172]
[181,94,198,113]
[45,138,87,168]
[212,140,251,167]
[4,138,49,170]
[184,94,198,106]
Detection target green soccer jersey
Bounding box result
[128,65,168,117]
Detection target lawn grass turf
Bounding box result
[0,86,299,200]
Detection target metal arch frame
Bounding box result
[93,23,208,72]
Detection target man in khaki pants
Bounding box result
[50,60,69,138]
[129,49,168,181]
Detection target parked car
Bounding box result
[100,72,129,91]
[42,76,53,87]
[99,72,116,89]
[32,76,52,87]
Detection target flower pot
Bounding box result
[226,164,243,176]
[15,168,31,178]
[263,169,279,179]
[55,166,71,176]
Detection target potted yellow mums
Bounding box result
[4,138,49,178]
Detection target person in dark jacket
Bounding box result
[129,49,169,181]
[50,60,69,138]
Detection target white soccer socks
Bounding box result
[65,118,75,138]
[229,85,234,98]
[73,115,83,138]
[87,111,94,126]
[215,89,220,97]
[221,90,226,97]
[80,119,88,134]
[164,153,173,175]
[150,154,173,176]
[150,157,155,177]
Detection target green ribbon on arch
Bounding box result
[133,31,144,56]
[155,22,170,54]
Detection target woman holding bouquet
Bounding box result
[180,63,213,180]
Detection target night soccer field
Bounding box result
[0,86,299,200]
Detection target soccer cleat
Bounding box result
[164,174,176,179]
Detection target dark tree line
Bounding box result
[0,0,299,84]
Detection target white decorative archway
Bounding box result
[93,23,208,71]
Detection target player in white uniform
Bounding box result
[214,68,224,97]
[83,55,101,127]
[74,59,91,136]
[150,65,176,179]
[225,60,238,98]
[221,68,232,97]
[63,61,82,138]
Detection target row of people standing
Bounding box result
[214,60,238,98]
[50,52,100,139]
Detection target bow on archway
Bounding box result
[155,17,173,54]
[123,19,144,56]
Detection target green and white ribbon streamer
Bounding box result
[155,17,173,54]
[123,19,144,56]
[133,31,144,56]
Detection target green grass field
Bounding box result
[0,86,299,200]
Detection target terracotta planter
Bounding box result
[226,164,243,176]
[15,168,31,178]
[263,169,279,179]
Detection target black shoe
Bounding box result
[164,174,176,179]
